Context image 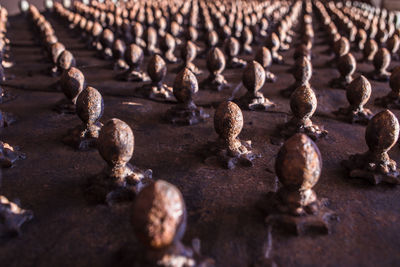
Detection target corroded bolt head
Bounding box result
[242,27,253,43]
[132,22,143,37]
[346,75,371,109]
[162,33,175,50]
[132,180,186,250]
[266,32,280,51]
[98,118,134,167]
[60,67,85,104]
[338,53,356,77]
[146,27,157,45]
[275,133,322,190]
[373,47,391,71]
[92,21,103,37]
[290,84,317,120]
[101,28,114,48]
[214,101,243,142]
[112,39,126,60]
[207,30,218,47]
[206,47,225,74]
[333,37,350,57]
[76,86,104,125]
[45,34,58,46]
[57,50,76,71]
[366,110,399,153]
[51,42,66,64]
[294,56,312,83]
[147,54,167,83]
[242,61,265,93]
[125,44,144,67]
[221,25,232,39]
[364,39,378,59]
[187,26,198,41]
[173,68,198,104]
[181,40,197,62]
[389,66,400,94]
[387,34,400,53]
[255,47,272,69]
[224,37,240,57]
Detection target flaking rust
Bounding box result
[203,101,260,169]
[86,118,152,205]
[263,134,336,235]
[333,75,373,125]
[342,110,400,185]
[165,68,209,125]
[131,180,215,267]
[63,86,104,150]
[234,61,275,111]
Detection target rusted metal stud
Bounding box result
[281,56,312,98]
[264,133,336,235]
[145,27,160,56]
[161,33,178,63]
[57,50,76,73]
[117,43,149,82]
[99,28,114,60]
[234,60,275,111]
[55,67,85,114]
[255,47,276,83]
[266,32,283,64]
[63,86,104,150]
[136,54,173,100]
[112,39,128,70]
[333,75,373,124]
[177,40,201,75]
[369,47,391,81]
[342,110,400,184]
[0,140,26,168]
[355,29,367,51]
[224,37,247,69]
[279,84,327,141]
[386,34,399,61]
[87,118,152,205]
[165,68,209,125]
[363,39,378,62]
[241,26,253,54]
[49,42,65,76]
[132,180,215,266]
[201,47,229,91]
[203,101,259,169]
[375,66,400,108]
[132,22,146,48]
[0,195,33,237]
[330,52,356,89]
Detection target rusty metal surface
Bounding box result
[1,13,400,267]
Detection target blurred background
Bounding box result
[0,0,399,15]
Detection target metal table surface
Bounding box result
[0,13,400,267]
